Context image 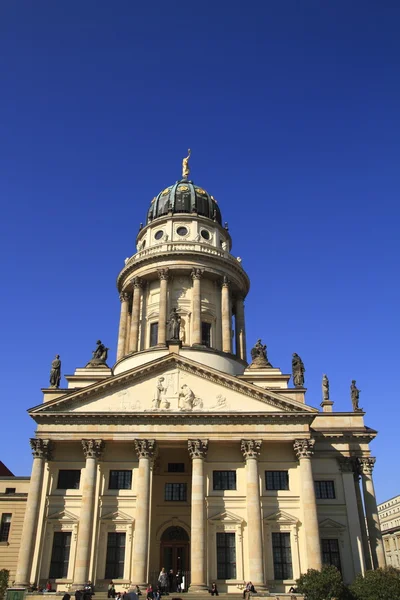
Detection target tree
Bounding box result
[0,570,9,600]
[350,566,400,600]
[296,565,348,600]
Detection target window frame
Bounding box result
[315,480,336,499]
[57,469,81,490]
[265,471,289,491]
[164,483,187,501]
[213,471,237,491]
[109,470,132,490]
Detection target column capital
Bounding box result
[241,439,262,460]
[188,439,208,459]
[132,276,143,289]
[158,268,170,281]
[293,438,315,459]
[82,439,105,459]
[191,268,204,280]
[30,438,53,460]
[338,457,356,473]
[358,456,376,475]
[134,439,156,459]
[119,291,130,302]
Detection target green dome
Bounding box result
[147,180,222,225]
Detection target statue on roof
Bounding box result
[322,374,330,401]
[49,355,61,388]
[292,353,305,387]
[249,339,272,368]
[86,340,109,367]
[182,148,191,180]
[351,380,363,412]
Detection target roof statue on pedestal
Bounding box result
[249,339,273,369]
[292,353,305,387]
[351,380,363,412]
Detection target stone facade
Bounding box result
[378,495,400,568]
[6,166,386,594]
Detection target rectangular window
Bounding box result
[272,532,293,580]
[57,470,81,490]
[315,481,336,499]
[105,532,126,579]
[217,532,236,579]
[201,322,211,347]
[150,322,159,347]
[109,470,132,490]
[265,471,289,491]
[213,471,237,490]
[0,514,11,542]
[168,463,185,473]
[165,483,187,501]
[49,532,71,578]
[322,538,341,572]
[5,488,16,494]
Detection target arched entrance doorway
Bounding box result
[160,526,190,577]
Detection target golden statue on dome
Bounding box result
[182,148,191,179]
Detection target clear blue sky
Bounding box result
[0,1,399,503]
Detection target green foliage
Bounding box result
[296,564,348,600]
[0,570,9,600]
[350,566,400,600]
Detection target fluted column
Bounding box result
[132,439,156,585]
[339,459,365,575]
[157,269,169,345]
[358,457,386,568]
[129,277,143,353]
[221,276,231,353]
[294,439,322,570]
[191,268,203,345]
[353,463,372,570]
[117,292,130,360]
[188,439,208,591]
[235,295,246,360]
[241,440,266,589]
[15,439,52,586]
[73,439,105,587]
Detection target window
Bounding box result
[5,488,15,494]
[322,539,341,572]
[105,532,126,579]
[265,471,289,491]
[217,532,236,579]
[165,483,187,501]
[109,470,132,490]
[315,481,335,499]
[168,463,185,473]
[201,322,211,347]
[57,470,81,490]
[213,471,236,490]
[150,322,158,347]
[272,532,293,580]
[49,532,71,578]
[0,514,11,542]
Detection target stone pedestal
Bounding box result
[188,439,208,591]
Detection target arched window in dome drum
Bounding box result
[175,188,191,213]
[196,193,209,218]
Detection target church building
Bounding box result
[13,153,385,594]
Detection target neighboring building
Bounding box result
[10,156,386,594]
[378,495,400,568]
[0,469,30,583]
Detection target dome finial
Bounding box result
[182,149,191,180]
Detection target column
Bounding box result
[293,439,322,570]
[15,439,52,587]
[241,440,266,589]
[117,292,130,361]
[132,439,156,586]
[73,439,105,587]
[157,269,169,345]
[358,457,386,568]
[339,459,365,575]
[235,295,246,361]
[129,277,143,353]
[191,268,203,345]
[188,439,208,591]
[221,276,231,353]
[353,463,372,570]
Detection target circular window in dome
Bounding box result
[154,230,164,240]
[176,226,188,236]
[201,229,210,240]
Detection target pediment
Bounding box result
[101,510,133,523]
[209,510,244,524]
[48,509,78,522]
[30,353,317,418]
[319,518,346,531]
[264,510,299,525]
